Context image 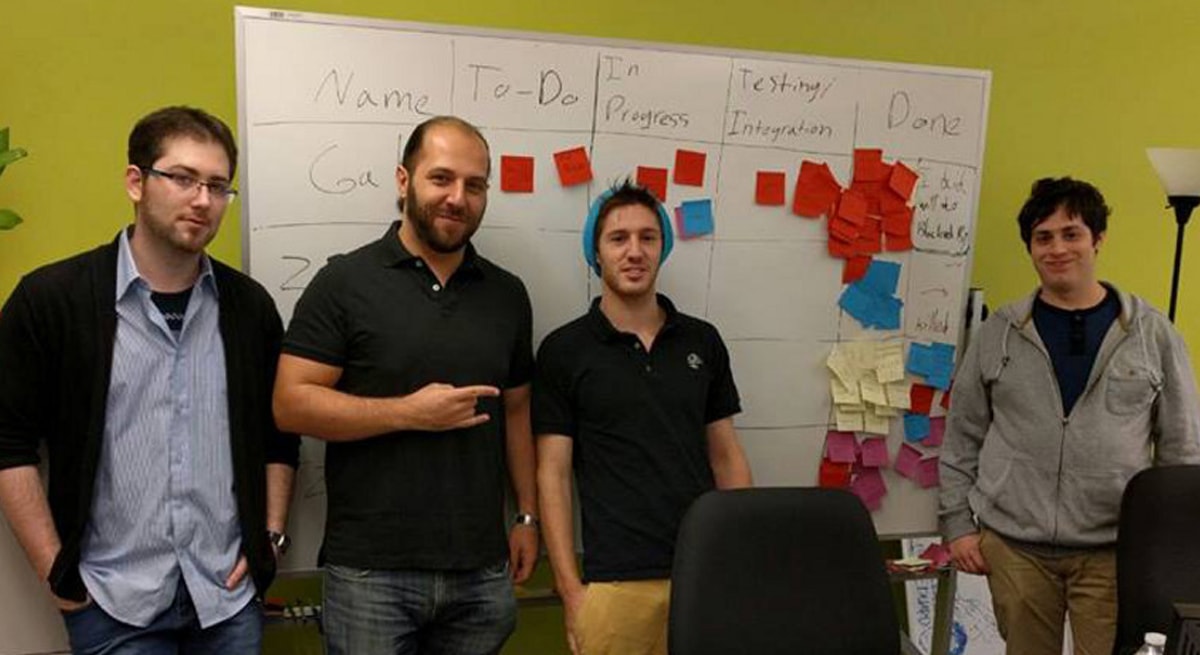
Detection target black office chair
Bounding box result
[669,487,900,655]
[1114,465,1200,655]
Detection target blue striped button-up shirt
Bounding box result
[79,230,253,628]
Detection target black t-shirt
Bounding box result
[282,222,534,570]
[533,295,741,582]
[1033,285,1120,416]
[151,288,192,333]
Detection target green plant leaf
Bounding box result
[0,147,28,179]
[0,209,23,230]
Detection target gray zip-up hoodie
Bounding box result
[939,284,1200,547]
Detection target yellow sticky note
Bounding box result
[831,377,862,405]
[836,408,865,432]
[860,377,888,406]
[826,346,857,387]
[886,381,912,409]
[863,407,891,435]
[874,405,901,417]
[875,343,906,384]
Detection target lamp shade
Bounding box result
[1147,148,1200,197]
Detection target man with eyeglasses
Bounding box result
[939,177,1200,655]
[273,115,537,655]
[0,105,299,653]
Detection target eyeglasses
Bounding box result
[141,167,238,201]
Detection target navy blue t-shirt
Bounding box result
[1032,287,1120,415]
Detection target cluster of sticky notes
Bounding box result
[826,341,910,435]
[895,442,940,489]
[838,259,903,330]
[820,431,891,511]
[790,149,919,262]
[903,379,948,445]
[674,199,715,239]
[907,341,956,390]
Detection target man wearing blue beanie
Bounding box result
[534,179,753,655]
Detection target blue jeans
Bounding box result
[61,583,262,655]
[323,561,517,655]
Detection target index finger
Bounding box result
[457,385,501,398]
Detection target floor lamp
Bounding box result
[1147,148,1200,323]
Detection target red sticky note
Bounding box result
[880,188,910,214]
[895,443,923,480]
[854,234,882,255]
[828,236,854,259]
[889,162,919,201]
[882,207,914,236]
[825,431,859,464]
[860,437,890,468]
[674,149,707,186]
[922,416,946,447]
[916,456,941,488]
[637,166,669,202]
[755,171,787,206]
[499,155,534,193]
[910,384,935,415]
[843,256,871,284]
[854,148,889,182]
[941,384,953,410]
[553,147,593,187]
[885,232,914,252]
[793,161,842,218]
[819,458,853,488]
[828,217,860,242]
[837,190,869,225]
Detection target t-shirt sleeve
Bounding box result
[704,323,742,423]
[506,278,535,389]
[532,335,577,438]
[281,260,350,367]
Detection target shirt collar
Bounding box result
[376,220,483,277]
[115,226,217,301]
[586,293,680,342]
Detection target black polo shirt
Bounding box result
[283,222,533,570]
[533,295,741,582]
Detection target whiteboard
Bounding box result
[235,6,991,572]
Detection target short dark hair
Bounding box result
[127,106,238,178]
[593,178,663,247]
[401,116,490,174]
[1017,177,1109,249]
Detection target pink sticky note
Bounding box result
[919,543,952,568]
[674,149,707,186]
[916,456,941,488]
[755,171,787,206]
[853,467,888,501]
[922,417,946,447]
[553,147,593,186]
[860,437,890,468]
[825,431,858,464]
[637,166,669,202]
[895,443,922,480]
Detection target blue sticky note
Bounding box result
[907,343,934,377]
[860,260,901,297]
[839,284,875,325]
[876,295,903,330]
[904,413,931,442]
[680,199,714,237]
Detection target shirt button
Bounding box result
[644,365,652,372]
[415,260,424,268]
[634,343,641,350]
[432,283,441,292]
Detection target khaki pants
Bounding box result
[576,580,670,655]
[979,528,1116,655]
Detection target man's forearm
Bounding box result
[0,465,60,580]
[537,459,582,594]
[266,462,295,533]
[504,386,538,515]
[274,382,408,441]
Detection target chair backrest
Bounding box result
[1114,465,1200,655]
[668,487,899,655]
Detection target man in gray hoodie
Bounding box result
[939,177,1200,655]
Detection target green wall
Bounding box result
[5,1,1200,345]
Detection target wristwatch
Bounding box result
[267,530,291,556]
[512,513,539,527]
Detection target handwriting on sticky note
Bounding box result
[553,147,593,186]
[500,155,534,193]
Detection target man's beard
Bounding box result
[405,182,483,254]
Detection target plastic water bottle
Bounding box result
[1134,632,1167,655]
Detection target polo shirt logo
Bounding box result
[687,353,704,370]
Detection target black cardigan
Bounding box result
[0,235,300,601]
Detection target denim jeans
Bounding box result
[61,583,262,655]
[323,560,517,655]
